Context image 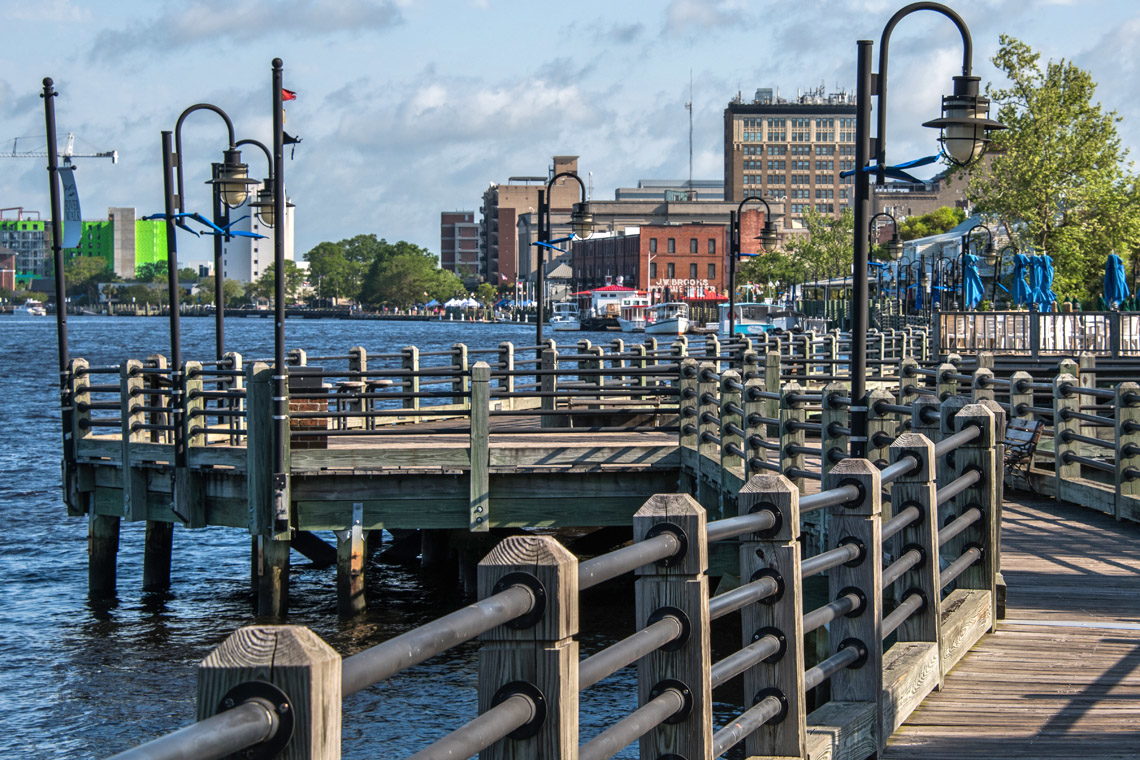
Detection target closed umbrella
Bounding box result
[1010,253,1032,305]
[963,253,984,308]
[1042,255,1057,312]
[1103,253,1130,308]
[1028,256,1045,307]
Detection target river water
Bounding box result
[0,314,746,759]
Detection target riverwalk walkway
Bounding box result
[885,494,1140,758]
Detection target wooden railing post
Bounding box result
[1078,353,1097,443]
[953,404,1000,628]
[887,433,943,698]
[672,335,689,360]
[198,625,341,760]
[720,369,745,497]
[452,342,470,408]
[469,362,491,533]
[478,535,578,759]
[540,348,558,430]
[779,381,806,493]
[1010,371,1034,422]
[348,345,367,374]
[248,361,289,618]
[865,388,897,477]
[402,345,421,418]
[764,351,782,438]
[634,494,712,760]
[821,381,849,480]
[972,366,995,403]
[1116,382,1140,522]
[1054,371,1081,506]
[736,475,807,759]
[823,458,884,750]
[498,341,515,408]
[936,361,958,402]
[224,351,245,444]
[589,344,605,390]
[632,342,649,389]
[744,373,767,474]
[121,359,147,523]
[706,334,722,373]
[898,357,920,408]
[679,358,700,493]
[697,362,720,512]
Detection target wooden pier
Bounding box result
[56,329,1140,759]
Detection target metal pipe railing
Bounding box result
[936,469,982,506]
[404,694,535,760]
[578,616,683,690]
[579,689,686,760]
[106,700,278,760]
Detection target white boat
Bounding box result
[548,301,581,331]
[24,299,47,317]
[718,301,830,336]
[645,302,689,336]
[617,294,652,332]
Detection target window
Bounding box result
[768,132,786,142]
[792,160,811,170]
[839,159,855,171]
[840,131,855,142]
[767,145,787,156]
[790,203,808,214]
[690,263,698,279]
[840,145,856,155]
[650,262,658,278]
[816,174,833,184]
[816,132,834,142]
[667,262,675,278]
[791,189,810,199]
[766,174,785,185]
[708,263,716,279]
[816,188,834,199]
[649,238,658,253]
[767,160,785,171]
[815,160,834,171]
[791,131,810,142]
[690,238,698,254]
[767,118,786,129]
[667,238,676,253]
[791,145,811,155]
[791,174,810,185]
[815,145,835,155]
[839,118,856,129]
[816,203,834,214]
[791,118,810,128]
[816,118,834,128]
[708,238,716,254]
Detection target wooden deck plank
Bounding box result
[882,494,1140,758]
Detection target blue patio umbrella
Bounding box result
[1028,256,1046,307]
[1010,253,1032,305]
[1041,254,1057,311]
[1103,253,1130,307]
[963,252,984,308]
[910,282,924,310]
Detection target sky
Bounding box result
[1,0,1138,269]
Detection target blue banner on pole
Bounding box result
[58,165,82,248]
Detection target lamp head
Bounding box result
[922,75,1005,167]
[571,201,593,239]
[757,220,779,249]
[884,234,904,261]
[207,148,261,208]
[248,180,276,227]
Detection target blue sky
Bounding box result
[1,0,1137,268]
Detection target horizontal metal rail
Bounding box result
[934,425,980,457]
[804,644,862,691]
[801,543,862,579]
[711,697,783,758]
[803,591,861,634]
[800,484,861,513]
[578,533,681,591]
[881,505,921,542]
[708,575,780,620]
[940,547,982,589]
[105,700,278,760]
[882,548,923,589]
[936,469,982,506]
[1059,383,1116,400]
[710,632,781,690]
[579,616,684,690]
[880,456,920,485]
[579,688,685,760]
[1058,408,1115,426]
[1061,452,1116,473]
[404,695,535,760]
[706,510,778,542]
[1059,430,1115,449]
[881,592,925,638]
[340,584,534,697]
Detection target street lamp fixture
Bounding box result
[571,201,594,239]
[869,211,903,261]
[848,2,1004,457]
[922,75,1005,167]
[990,243,1016,304]
[536,170,590,347]
[730,195,778,336]
[206,147,260,208]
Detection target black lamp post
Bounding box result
[729,196,779,337]
[959,222,994,308]
[869,211,903,321]
[990,244,1016,304]
[536,171,592,347]
[848,2,1004,456]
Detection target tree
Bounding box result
[475,282,498,305]
[897,206,966,241]
[195,277,245,305]
[358,243,464,308]
[967,36,1140,301]
[178,267,199,284]
[250,261,306,304]
[736,209,855,297]
[135,260,169,282]
[64,256,115,302]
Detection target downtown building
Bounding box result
[220,200,295,283]
[439,211,479,283]
[724,86,858,227]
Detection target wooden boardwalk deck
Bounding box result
[883,494,1140,759]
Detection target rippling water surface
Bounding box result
[0,314,742,758]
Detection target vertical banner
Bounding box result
[58,164,81,248]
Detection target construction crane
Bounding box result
[3,132,118,163]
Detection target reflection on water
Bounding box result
[0,315,743,759]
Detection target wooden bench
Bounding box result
[1005,417,1043,481]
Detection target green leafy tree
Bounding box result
[736,209,855,296]
[897,206,966,241]
[968,36,1140,301]
[64,256,116,302]
[195,277,245,305]
[358,242,464,308]
[135,260,169,282]
[250,261,306,304]
[475,282,498,305]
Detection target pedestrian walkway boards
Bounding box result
[883,496,1140,759]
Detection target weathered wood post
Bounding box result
[478,535,578,759]
[764,351,782,438]
[334,503,367,618]
[121,359,147,523]
[671,334,689,360]
[887,433,943,700]
[1010,370,1034,422]
[678,358,700,493]
[821,381,850,480]
[898,357,920,408]
[469,362,491,533]
[608,337,625,387]
[540,347,558,430]
[1115,382,1140,522]
[744,374,767,474]
[182,361,206,528]
[971,366,995,403]
[631,342,649,389]
[75,357,118,598]
[401,345,421,420]
[224,351,245,444]
[706,333,722,373]
[736,475,807,758]
[1053,370,1081,509]
[1078,352,1097,442]
[248,361,289,618]
[498,341,515,406]
[452,342,470,408]
[824,458,884,751]
[936,361,958,401]
[198,625,341,759]
[720,369,746,498]
[953,404,1000,628]
[697,362,720,513]
[589,344,605,390]
[779,381,806,493]
[865,388,897,476]
[634,494,712,759]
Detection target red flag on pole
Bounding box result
[282,88,297,101]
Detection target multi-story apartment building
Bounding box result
[724,86,857,228]
[614,179,725,202]
[479,155,582,283]
[0,208,167,278]
[440,211,479,281]
[221,200,295,283]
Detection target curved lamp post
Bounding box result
[848,1,1005,456]
[990,243,1016,305]
[869,211,903,318]
[535,171,592,347]
[729,196,779,336]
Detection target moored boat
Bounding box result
[548,301,581,331]
[644,302,689,336]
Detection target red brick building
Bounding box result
[439,211,479,281]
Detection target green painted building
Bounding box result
[0,209,166,278]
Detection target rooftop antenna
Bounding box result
[685,70,693,190]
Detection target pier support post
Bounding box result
[634,494,712,760]
[335,503,367,617]
[88,513,120,599]
[469,362,491,532]
[198,625,341,760]
[256,535,290,619]
[142,521,174,593]
[478,535,578,760]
